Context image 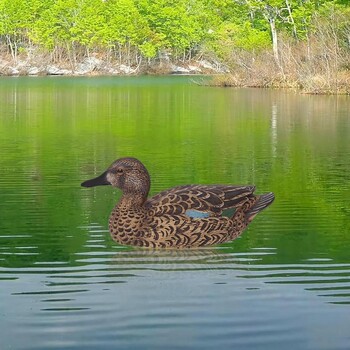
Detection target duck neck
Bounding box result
[117,170,150,209]
[118,190,148,209]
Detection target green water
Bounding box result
[0,76,350,350]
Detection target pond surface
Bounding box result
[0,76,350,350]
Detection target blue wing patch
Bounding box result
[185,209,210,219]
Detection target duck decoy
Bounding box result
[81,157,274,248]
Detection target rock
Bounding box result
[188,65,202,73]
[28,67,40,75]
[46,65,71,75]
[197,60,215,70]
[171,65,190,74]
[197,60,229,73]
[107,67,120,75]
[119,65,135,74]
[9,67,20,75]
[76,57,102,74]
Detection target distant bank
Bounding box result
[1,0,349,95]
[0,55,227,77]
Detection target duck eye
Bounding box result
[116,168,124,174]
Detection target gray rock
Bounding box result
[119,65,135,74]
[46,65,71,75]
[9,67,20,75]
[28,67,40,75]
[107,67,120,75]
[188,65,202,73]
[171,65,190,74]
[197,60,229,73]
[76,57,102,74]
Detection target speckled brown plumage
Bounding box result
[81,157,274,248]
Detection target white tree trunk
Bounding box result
[285,0,297,38]
[269,18,279,64]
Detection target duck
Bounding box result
[81,157,274,248]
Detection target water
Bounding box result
[0,76,349,350]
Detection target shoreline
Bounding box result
[206,72,350,96]
[0,56,226,77]
[1,56,349,96]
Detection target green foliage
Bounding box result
[104,0,149,46]
[137,0,205,53]
[208,21,271,59]
[0,0,349,64]
[236,23,271,51]
[31,0,78,49]
[0,0,39,35]
[70,0,106,48]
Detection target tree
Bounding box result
[0,0,45,61]
[70,0,106,52]
[104,0,152,62]
[243,0,287,65]
[137,0,205,60]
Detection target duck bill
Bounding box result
[81,171,110,187]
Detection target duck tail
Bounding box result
[246,192,275,222]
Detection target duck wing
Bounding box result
[146,185,255,217]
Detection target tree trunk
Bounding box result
[285,0,297,39]
[6,35,17,63]
[269,18,279,64]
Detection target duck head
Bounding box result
[81,157,151,199]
